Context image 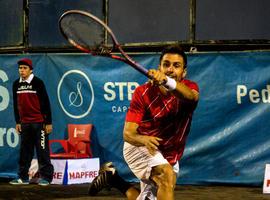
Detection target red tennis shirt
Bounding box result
[125,79,199,165]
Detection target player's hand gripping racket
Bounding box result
[59,10,149,78]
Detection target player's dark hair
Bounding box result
[159,45,187,68]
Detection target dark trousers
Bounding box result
[18,123,54,182]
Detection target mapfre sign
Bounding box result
[29,158,100,185]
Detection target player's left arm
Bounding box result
[171,82,199,102]
[148,69,199,102]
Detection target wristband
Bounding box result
[164,76,177,91]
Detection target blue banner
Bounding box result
[0,51,269,186]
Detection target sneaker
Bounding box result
[9,178,29,185]
[38,179,50,186]
[88,162,116,196]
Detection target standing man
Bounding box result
[123,45,199,200]
[10,58,54,186]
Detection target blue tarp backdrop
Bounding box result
[0,51,269,185]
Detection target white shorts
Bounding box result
[123,142,179,200]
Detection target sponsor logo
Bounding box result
[103,81,139,112]
[0,127,19,148]
[69,171,98,179]
[41,130,45,149]
[237,84,270,104]
[0,70,9,111]
[18,85,32,90]
[57,70,94,118]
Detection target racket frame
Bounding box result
[59,10,149,77]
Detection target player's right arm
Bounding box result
[123,121,162,155]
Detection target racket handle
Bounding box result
[132,63,149,78]
[117,48,150,78]
[123,58,150,78]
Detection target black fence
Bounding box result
[0,0,269,53]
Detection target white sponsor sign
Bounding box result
[263,164,270,193]
[67,158,99,184]
[29,158,99,185]
[51,159,67,184]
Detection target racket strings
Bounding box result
[60,13,113,53]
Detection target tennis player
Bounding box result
[88,45,199,200]
[123,44,199,200]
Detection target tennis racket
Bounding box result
[59,10,149,78]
